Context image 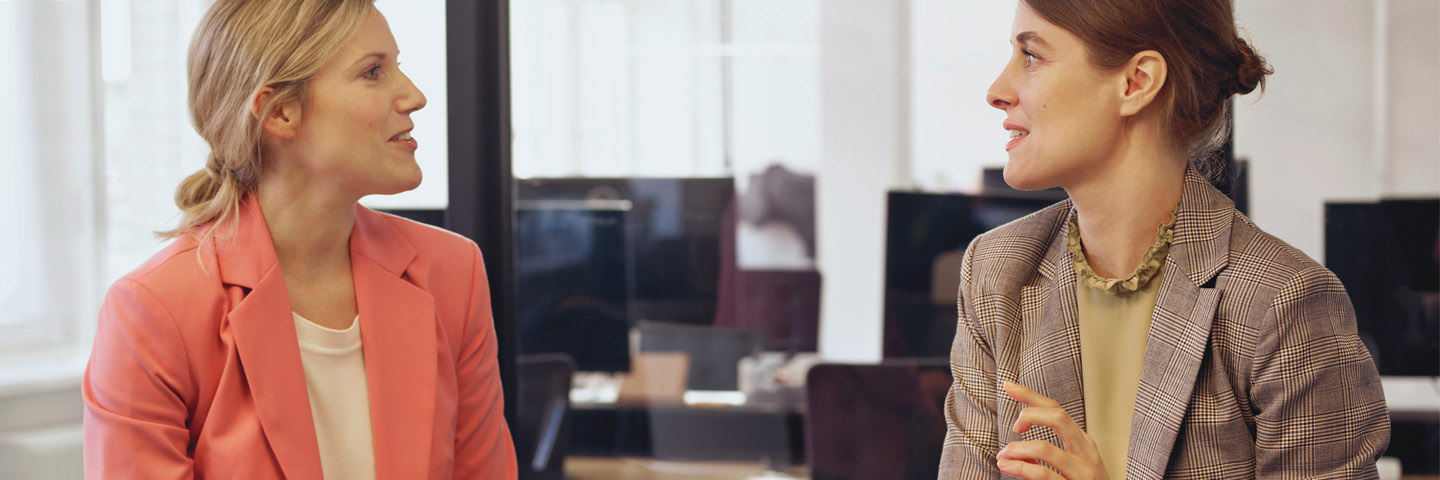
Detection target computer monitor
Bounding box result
[1325,199,1440,376]
[883,192,1060,358]
[515,200,634,373]
[517,177,735,325]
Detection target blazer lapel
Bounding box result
[1016,203,1088,439]
[215,198,439,479]
[219,197,325,480]
[351,206,437,480]
[1124,171,1233,479]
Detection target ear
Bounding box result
[1118,50,1167,117]
[250,86,301,140]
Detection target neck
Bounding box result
[256,172,357,280]
[1063,131,1186,279]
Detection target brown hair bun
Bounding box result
[1230,37,1272,96]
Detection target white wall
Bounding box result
[1232,0,1382,260]
[908,0,1017,193]
[1234,0,1440,261]
[362,0,449,209]
[1382,0,1440,197]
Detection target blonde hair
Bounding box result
[158,0,374,240]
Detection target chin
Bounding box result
[370,170,423,196]
[390,176,423,194]
[399,170,423,192]
[1002,157,1058,191]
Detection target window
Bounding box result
[0,0,447,359]
[0,0,102,353]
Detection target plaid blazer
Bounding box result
[939,171,1390,479]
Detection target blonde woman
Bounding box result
[83,0,518,478]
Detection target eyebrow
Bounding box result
[348,52,390,70]
[1014,31,1050,50]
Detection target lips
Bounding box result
[1003,121,1029,151]
[389,128,417,151]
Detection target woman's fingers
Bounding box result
[1004,382,1099,456]
[996,456,1065,480]
[1001,381,1107,479]
[1012,406,1099,460]
[1003,381,1062,408]
[999,440,1095,480]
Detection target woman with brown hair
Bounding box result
[82,0,517,478]
[939,1,1389,478]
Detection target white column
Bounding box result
[816,0,909,362]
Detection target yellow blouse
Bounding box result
[1066,205,1177,480]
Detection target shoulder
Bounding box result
[1226,212,1342,297]
[100,234,227,341]
[363,209,485,285]
[372,210,481,258]
[1222,213,1353,333]
[964,199,1071,290]
[113,234,222,305]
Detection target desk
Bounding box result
[1382,376,1440,422]
[566,456,809,480]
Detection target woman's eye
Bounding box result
[1022,50,1040,67]
[364,65,382,80]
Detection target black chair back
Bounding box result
[805,359,951,480]
[517,353,575,480]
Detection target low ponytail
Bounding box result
[156,156,248,241]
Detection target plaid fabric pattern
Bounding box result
[939,171,1390,479]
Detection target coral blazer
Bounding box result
[939,170,1390,479]
[83,196,518,479]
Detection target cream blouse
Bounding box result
[1067,205,1177,480]
[293,312,377,480]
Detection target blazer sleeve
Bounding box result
[82,277,196,480]
[453,241,519,479]
[938,237,1003,479]
[1250,266,1390,478]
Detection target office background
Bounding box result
[0,0,1436,478]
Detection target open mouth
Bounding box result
[1005,128,1029,151]
[389,130,418,150]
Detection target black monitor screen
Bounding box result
[515,201,633,372]
[1325,199,1440,376]
[517,177,734,325]
[883,192,1059,358]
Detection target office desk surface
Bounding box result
[567,456,809,480]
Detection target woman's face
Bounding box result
[288,6,427,199]
[987,2,1126,191]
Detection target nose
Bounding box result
[986,66,1016,110]
[396,70,427,114]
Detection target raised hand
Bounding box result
[995,381,1109,480]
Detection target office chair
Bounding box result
[517,354,575,480]
[805,359,951,480]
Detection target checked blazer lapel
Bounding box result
[1124,171,1233,479]
[1016,202,1088,441]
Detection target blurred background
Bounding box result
[0,0,1436,478]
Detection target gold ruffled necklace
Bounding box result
[1066,204,1179,295]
